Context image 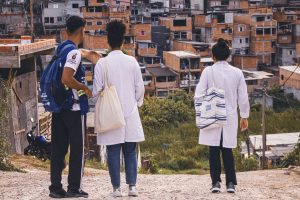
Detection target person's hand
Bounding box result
[84,87,93,98]
[79,49,89,58]
[240,118,248,132]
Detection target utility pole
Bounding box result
[261,80,267,169]
[30,0,34,36]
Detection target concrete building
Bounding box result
[146,66,178,97]
[42,1,66,35]
[163,51,201,91]
[241,132,300,167]
[0,0,29,35]
[159,16,193,41]
[279,65,300,100]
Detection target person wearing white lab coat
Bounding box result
[92,21,145,198]
[195,38,250,193]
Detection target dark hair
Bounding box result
[212,38,231,61]
[106,20,126,49]
[66,16,86,34]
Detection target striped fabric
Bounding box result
[195,86,227,130]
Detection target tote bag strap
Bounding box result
[103,58,110,88]
[210,65,216,87]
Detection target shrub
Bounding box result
[175,157,197,170]
[240,157,259,171]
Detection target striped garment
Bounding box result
[195,86,227,130]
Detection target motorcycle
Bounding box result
[24,119,51,161]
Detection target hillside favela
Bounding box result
[0,0,300,199]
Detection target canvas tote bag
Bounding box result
[195,66,227,130]
[95,58,126,133]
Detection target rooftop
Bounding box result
[243,70,274,80]
[147,66,177,77]
[166,51,200,58]
[0,38,56,68]
[249,132,300,150]
[280,66,300,74]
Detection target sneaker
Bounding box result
[128,185,138,197]
[211,181,221,193]
[112,187,123,198]
[49,188,67,198]
[226,182,236,193]
[66,189,89,198]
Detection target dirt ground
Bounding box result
[0,156,300,200]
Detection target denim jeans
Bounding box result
[107,142,137,189]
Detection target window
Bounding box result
[72,4,79,8]
[44,17,49,23]
[256,16,265,22]
[57,17,62,22]
[221,28,232,34]
[168,76,176,82]
[173,19,187,27]
[272,28,276,34]
[50,17,54,23]
[265,28,271,34]
[239,26,244,32]
[282,36,288,40]
[289,50,294,55]
[245,38,249,43]
[281,75,284,80]
[246,80,258,85]
[217,14,225,23]
[174,32,180,39]
[240,39,243,44]
[97,0,105,2]
[266,15,271,20]
[157,91,168,97]
[181,32,187,39]
[53,3,59,9]
[141,30,145,36]
[156,76,167,82]
[256,28,263,35]
[87,22,93,26]
[95,6,102,12]
[221,0,229,5]
[287,16,294,20]
[97,21,102,25]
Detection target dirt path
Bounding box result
[1,164,300,200]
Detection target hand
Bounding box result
[240,118,248,132]
[79,49,89,58]
[84,87,93,98]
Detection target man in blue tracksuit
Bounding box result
[49,16,92,199]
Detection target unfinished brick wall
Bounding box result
[130,23,152,41]
[232,55,258,69]
[280,68,300,89]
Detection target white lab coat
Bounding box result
[93,50,145,145]
[195,61,250,148]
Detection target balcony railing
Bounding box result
[180,79,199,87]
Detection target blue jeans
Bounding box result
[107,142,137,189]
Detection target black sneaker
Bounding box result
[211,181,221,193]
[49,188,67,198]
[226,182,236,193]
[66,189,89,198]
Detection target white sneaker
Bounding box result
[128,186,138,197]
[112,188,123,198]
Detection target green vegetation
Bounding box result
[139,90,300,174]
[0,78,22,172]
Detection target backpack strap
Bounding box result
[49,43,76,63]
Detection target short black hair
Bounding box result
[106,20,126,49]
[66,15,86,34]
[212,38,231,61]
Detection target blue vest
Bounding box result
[59,40,89,115]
